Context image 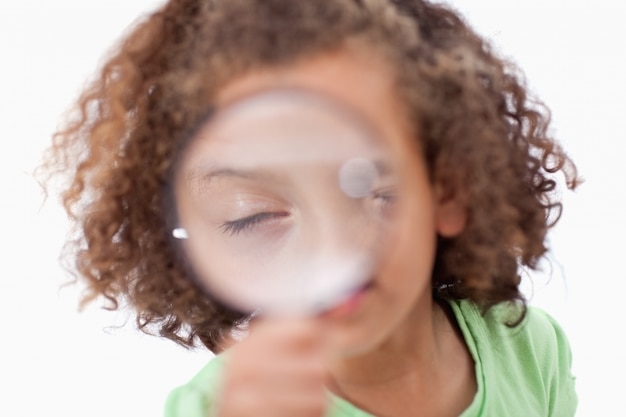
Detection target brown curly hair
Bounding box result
[39,0,579,352]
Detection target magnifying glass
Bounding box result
[169,89,408,316]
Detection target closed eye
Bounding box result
[372,187,397,206]
[220,211,291,236]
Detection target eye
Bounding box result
[373,189,396,205]
[372,187,397,205]
[371,187,398,217]
[220,211,290,236]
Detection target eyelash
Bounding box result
[219,189,395,236]
[372,188,397,206]
[220,211,290,236]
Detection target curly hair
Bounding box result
[39,0,579,352]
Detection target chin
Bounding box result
[324,319,394,358]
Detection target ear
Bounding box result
[434,183,467,238]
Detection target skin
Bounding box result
[206,45,477,417]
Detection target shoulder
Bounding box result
[470,301,573,373]
[164,354,225,417]
[452,300,577,416]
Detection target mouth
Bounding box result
[318,279,374,319]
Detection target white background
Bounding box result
[1,1,624,415]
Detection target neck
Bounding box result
[325,297,477,417]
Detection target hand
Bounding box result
[214,318,329,417]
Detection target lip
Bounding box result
[319,281,373,319]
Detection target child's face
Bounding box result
[175,89,399,313]
[199,47,465,355]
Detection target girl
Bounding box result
[40,0,579,415]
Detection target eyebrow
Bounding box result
[373,159,393,177]
[185,165,285,185]
[185,157,395,185]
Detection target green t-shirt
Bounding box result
[164,300,577,416]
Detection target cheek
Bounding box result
[379,177,438,291]
[324,222,438,356]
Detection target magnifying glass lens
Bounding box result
[171,90,405,315]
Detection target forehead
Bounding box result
[213,47,411,151]
[197,89,380,156]
[180,89,392,183]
